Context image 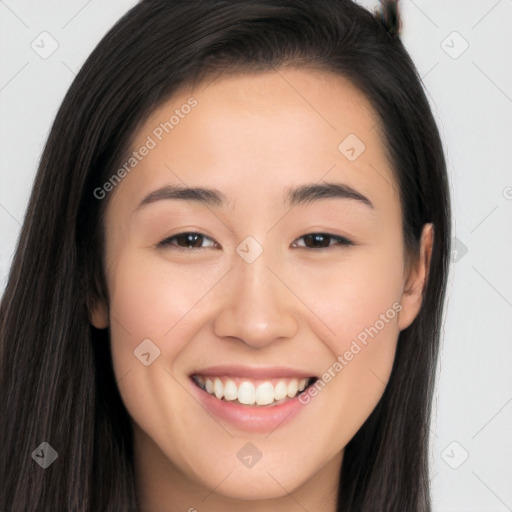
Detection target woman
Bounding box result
[0,0,451,510]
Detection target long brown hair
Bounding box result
[0,1,451,510]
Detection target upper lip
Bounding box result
[190,365,317,380]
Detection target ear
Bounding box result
[89,298,109,329]
[397,223,433,331]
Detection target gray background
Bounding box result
[1,1,511,510]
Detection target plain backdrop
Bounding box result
[1,1,511,510]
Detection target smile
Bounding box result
[191,375,317,406]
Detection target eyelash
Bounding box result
[156,232,354,251]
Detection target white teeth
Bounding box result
[274,380,288,401]
[255,381,274,405]
[195,376,311,406]
[238,381,256,405]
[223,379,238,401]
[213,377,223,399]
[286,379,298,398]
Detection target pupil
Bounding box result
[182,233,202,248]
[308,234,328,248]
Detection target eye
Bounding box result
[157,232,217,250]
[291,233,354,249]
[157,231,354,251]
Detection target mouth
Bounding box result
[191,374,318,407]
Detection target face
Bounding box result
[91,67,431,509]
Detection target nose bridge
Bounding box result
[237,242,277,307]
[212,235,298,347]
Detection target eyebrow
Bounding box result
[135,181,374,211]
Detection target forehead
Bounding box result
[110,67,398,215]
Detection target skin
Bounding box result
[90,67,432,512]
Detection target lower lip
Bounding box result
[190,378,309,433]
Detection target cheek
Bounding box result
[294,241,404,352]
[105,248,229,420]
[293,243,403,430]
[107,249,218,346]
[105,250,224,453]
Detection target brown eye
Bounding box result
[292,233,353,249]
[158,232,217,250]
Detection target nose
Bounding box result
[213,248,299,349]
